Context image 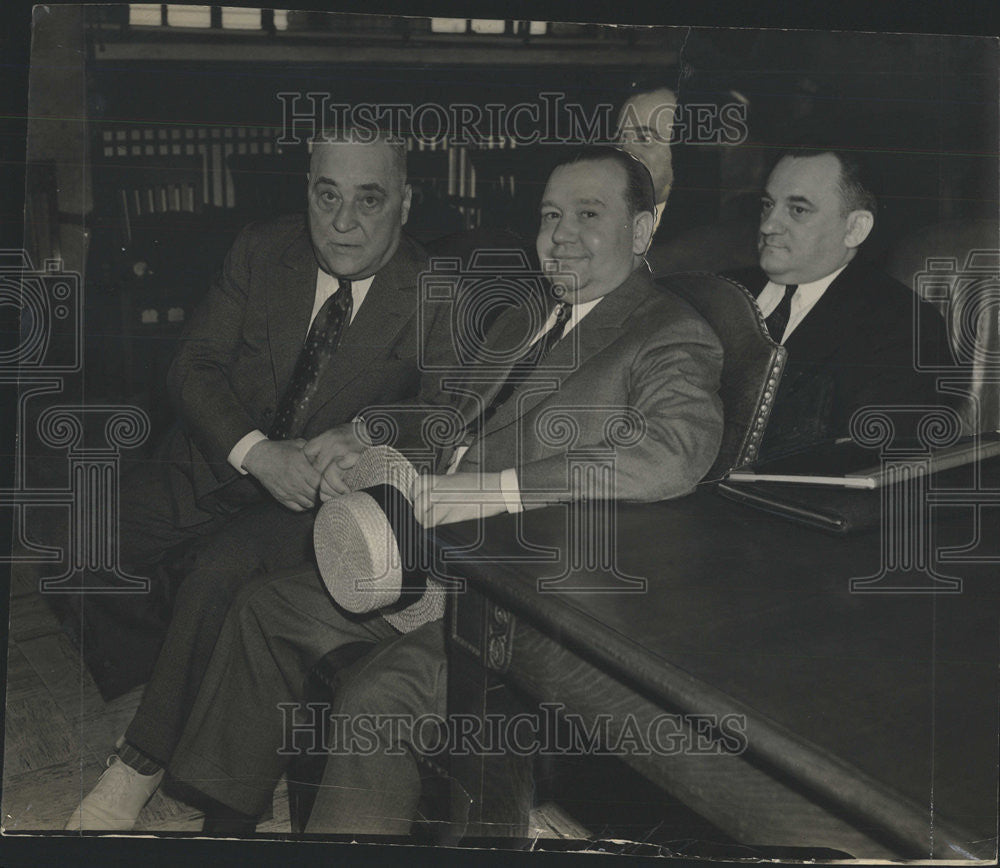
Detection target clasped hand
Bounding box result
[302,423,369,500]
[244,422,367,510]
[247,428,510,523]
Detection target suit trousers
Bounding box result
[304,619,447,836]
[124,501,318,766]
[168,564,400,818]
[56,456,256,700]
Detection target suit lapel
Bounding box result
[783,260,865,363]
[305,236,422,422]
[451,309,528,429]
[481,268,655,435]
[267,227,317,401]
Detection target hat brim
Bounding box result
[314,444,444,632]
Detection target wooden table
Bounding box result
[434,479,999,859]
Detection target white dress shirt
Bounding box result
[228,271,376,473]
[448,296,604,514]
[755,265,846,344]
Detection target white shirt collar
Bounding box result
[311,271,376,329]
[756,264,848,343]
[531,295,603,345]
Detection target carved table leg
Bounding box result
[447,588,533,842]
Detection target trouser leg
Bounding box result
[168,564,398,818]
[305,619,447,836]
[125,502,317,765]
[57,458,237,699]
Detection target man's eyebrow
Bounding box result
[760,190,816,208]
[785,194,816,208]
[539,197,606,209]
[312,178,388,195]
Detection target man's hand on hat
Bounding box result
[303,422,372,501]
[303,422,368,470]
[318,462,352,501]
[243,439,322,511]
[410,472,506,527]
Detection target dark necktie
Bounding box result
[764,284,796,342]
[469,301,571,436]
[269,278,353,440]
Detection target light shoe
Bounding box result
[64,755,164,830]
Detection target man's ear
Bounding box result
[632,210,655,255]
[844,210,874,249]
[401,184,413,226]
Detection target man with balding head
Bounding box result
[617,83,677,236]
[158,146,724,836]
[67,131,444,830]
[729,148,950,458]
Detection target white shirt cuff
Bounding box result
[228,429,268,475]
[499,467,523,513]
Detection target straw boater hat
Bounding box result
[313,445,446,633]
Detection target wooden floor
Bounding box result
[2,560,291,836]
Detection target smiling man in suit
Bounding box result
[65,130,446,830]
[404,144,717,523]
[294,148,952,839]
[728,148,950,459]
[155,146,725,835]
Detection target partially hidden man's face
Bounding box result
[617,88,677,204]
[536,159,650,305]
[758,153,869,286]
[307,141,412,280]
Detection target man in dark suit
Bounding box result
[157,146,725,834]
[727,148,950,459]
[65,132,442,829]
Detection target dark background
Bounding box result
[21,8,999,445]
[1,0,998,866]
